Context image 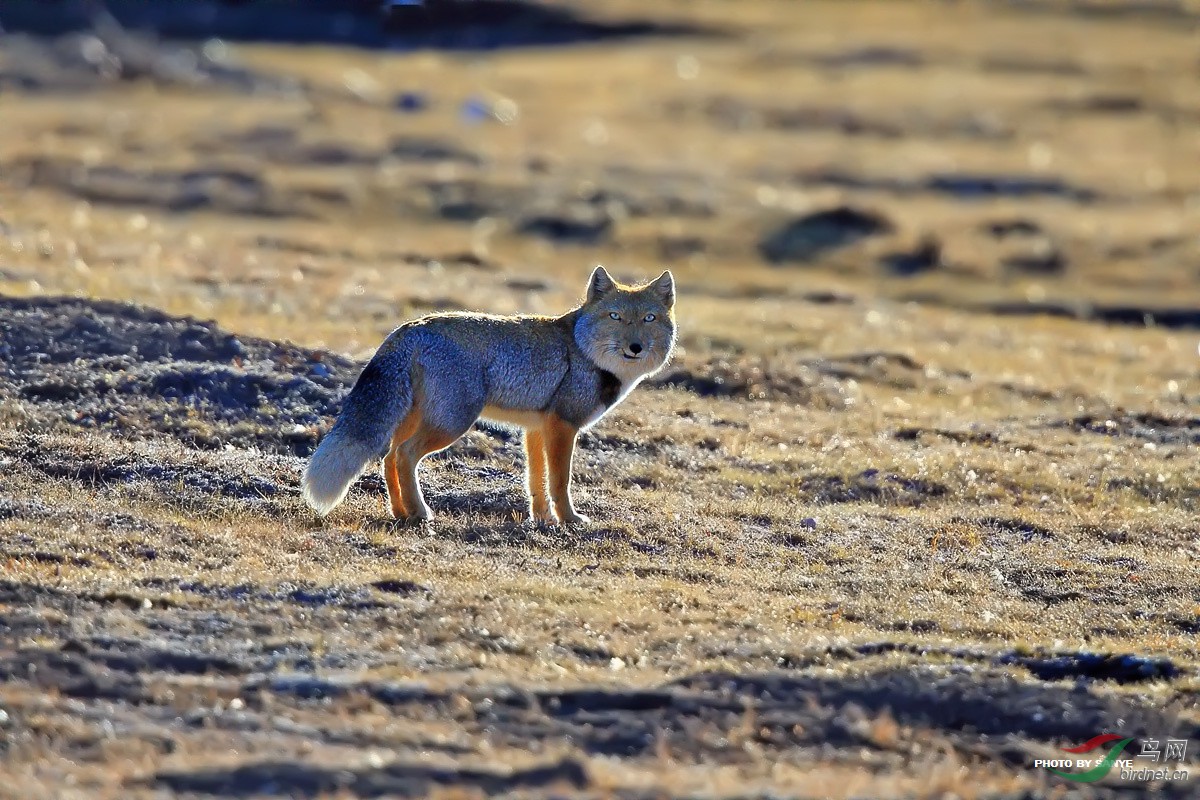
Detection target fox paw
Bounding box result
[530,509,558,525]
[390,515,431,529]
[560,511,591,526]
[389,504,433,526]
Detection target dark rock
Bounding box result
[389,136,480,166]
[516,211,613,245]
[760,206,893,264]
[1054,93,1145,114]
[926,173,1098,202]
[982,218,1044,238]
[425,179,520,222]
[881,235,941,276]
[813,46,924,70]
[787,169,1103,202]
[800,290,855,305]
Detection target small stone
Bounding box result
[394,91,428,113]
[460,97,491,124]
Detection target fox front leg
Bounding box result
[544,416,589,525]
[524,428,557,524]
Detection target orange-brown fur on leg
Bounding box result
[544,415,588,524]
[396,418,462,521]
[382,409,423,519]
[382,451,407,519]
[524,427,555,523]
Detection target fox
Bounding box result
[301,266,677,524]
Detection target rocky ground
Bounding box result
[0,1,1198,798]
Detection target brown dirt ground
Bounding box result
[0,1,1198,798]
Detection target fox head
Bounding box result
[575,265,676,382]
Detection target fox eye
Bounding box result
[644,313,656,322]
[608,312,621,321]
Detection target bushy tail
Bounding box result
[301,337,413,516]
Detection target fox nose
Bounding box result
[629,342,643,355]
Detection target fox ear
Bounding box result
[649,269,675,307]
[587,265,615,302]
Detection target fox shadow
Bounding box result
[357,487,629,552]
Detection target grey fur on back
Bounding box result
[405,313,570,427]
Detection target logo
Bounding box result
[1049,735,1133,782]
[1037,734,1191,784]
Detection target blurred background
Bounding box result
[1,0,1198,355]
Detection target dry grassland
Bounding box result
[0,1,1198,797]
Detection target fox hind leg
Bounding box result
[524,427,556,523]
[388,359,488,521]
[396,417,473,521]
[544,415,588,525]
[382,450,407,520]
[382,409,423,520]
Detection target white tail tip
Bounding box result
[301,430,375,516]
